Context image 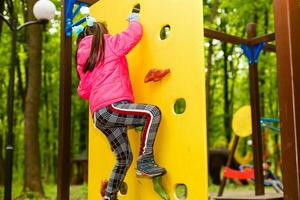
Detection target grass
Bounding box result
[0,180,276,199]
[0,183,88,200]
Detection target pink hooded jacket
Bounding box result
[76,21,143,114]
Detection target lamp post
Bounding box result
[0,0,56,199]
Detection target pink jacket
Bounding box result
[76,21,143,114]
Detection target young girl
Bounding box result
[75,13,166,200]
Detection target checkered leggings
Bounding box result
[94,101,162,199]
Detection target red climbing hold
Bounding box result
[144,68,171,83]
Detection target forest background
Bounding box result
[0,0,279,198]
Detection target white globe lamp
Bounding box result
[33,0,56,21]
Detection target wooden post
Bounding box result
[57,0,72,199]
[218,135,240,196]
[274,0,300,199]
[247,23,265,196]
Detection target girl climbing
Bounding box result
[74,13,166,200]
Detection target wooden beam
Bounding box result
[204,28,276,52]
[204,28,250,45]
[264,44,276,53]
[251,33,276,45]
[218,136,240,196]
[274,0,300,199]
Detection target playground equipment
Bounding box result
[204,23,283,199]
[57,0,300,199]
[87,0,207,199]
[260,118,280,133]
[230,106,253,165]
[218,106,252,197]
[217,106,282,197]
[229,114,280,166]
[222,166,254,180]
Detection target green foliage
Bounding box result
[204,0,279,151]
[0,0,281,196]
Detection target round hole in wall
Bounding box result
[132,3,141,13]
[174,98,186,114]
[160,25,171,40]
[175,184,188,199]
[119,182,128,195]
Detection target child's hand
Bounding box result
[127,13,139,22]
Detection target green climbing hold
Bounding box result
[153,176,170,200]
[134,125,144,132]
[174,98,186,114]
[119,182,128,195]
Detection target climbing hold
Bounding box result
[100,179,108,197]
[174,98,186,114]
[144,68,171,83]
[134,125,144,132]
[153,176,170,200]
[119,182,128,195]
[132,3,141,13]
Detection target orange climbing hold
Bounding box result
[144,68,170,83]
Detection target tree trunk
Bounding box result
[50,73,58,183]
[222,42,231,143]
[17,59,25,111]
[23,0,44,195]
[0,0,4,38]
[0,133,4,185]
[49,73,57,183]
[229,52,236,128]
[43,59,50,183]
[205,0,219,147]
[0,66,4,185]
[261,7,269,161]
[206,40,213,143]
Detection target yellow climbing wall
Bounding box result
[89,0,207,199]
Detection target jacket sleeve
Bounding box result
[76,40,92,100]
[77,40,91,70]
[109,21,143,56]
[77,82,91,100]
[77,65,92,100]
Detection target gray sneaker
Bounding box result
[103,195,118,200]
[136,155,166,177]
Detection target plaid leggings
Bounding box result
[94,101,161,199]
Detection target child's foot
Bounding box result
[100,179,108,197]
[103,195,118,200]
[136,154,166,177]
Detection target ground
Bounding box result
[0,182,281,199]
[0,184,87,200]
